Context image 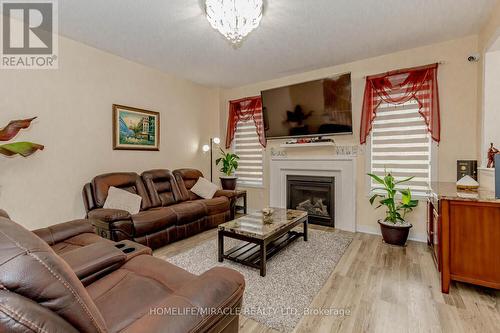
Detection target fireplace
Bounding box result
[287,175,335,227]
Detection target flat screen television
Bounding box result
[261,73,352,139]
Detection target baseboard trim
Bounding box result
[356,225,427,243]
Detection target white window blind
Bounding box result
[233,120,264,187]
[370,98,431,197]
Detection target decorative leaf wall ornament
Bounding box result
[0,117,37,141]
[0,142,44,157]
[0,117,44,157]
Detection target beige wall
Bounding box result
[0,36,220,230]
[483,51,500,160]
[219,36,479,241]
[479,0,500,50]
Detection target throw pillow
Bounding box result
[190,177,218,199]
[104,186,142,215]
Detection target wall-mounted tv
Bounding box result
[261,73,352,139]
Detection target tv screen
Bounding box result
[261,73,352,139]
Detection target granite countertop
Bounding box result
[430,182,500,202]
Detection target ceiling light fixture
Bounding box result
[206,0,263,46]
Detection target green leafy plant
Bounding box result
[215,148,239,176]
[368,170,418,224]
[0,117,44,157]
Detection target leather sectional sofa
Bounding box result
[0,213,245,333]
[83,169,237,249]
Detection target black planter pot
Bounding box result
[220,177,237,190]
[378,220,412,246]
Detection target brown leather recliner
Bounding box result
[0,215,245,333]
[141,169,207,240]
[83,170,236,249]
[84,172,179,249]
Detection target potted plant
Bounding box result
[368,171,418,246]
[216,148,239,190]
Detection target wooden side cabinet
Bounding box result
[441,200,500,293]
[430,182,500,293]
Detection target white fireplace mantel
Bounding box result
[269,155,357,232]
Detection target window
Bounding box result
[370,99,431,197]
[233,119,264,187]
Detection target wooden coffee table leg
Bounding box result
[243,193,247,214]
[260,240,267,277]
[218,230,224,262]
[303,218,308,241]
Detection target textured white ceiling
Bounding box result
[59,0,496,87]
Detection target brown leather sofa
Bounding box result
[83,169,237,249]
[0,215,245,333]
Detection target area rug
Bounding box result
[160,229,353,332]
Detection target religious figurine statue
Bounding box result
[487,143,499,168]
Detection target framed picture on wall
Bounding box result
[112,104,160,151]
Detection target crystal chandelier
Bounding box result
[206,0,263,45]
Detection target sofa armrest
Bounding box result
[214,190,239,199]
[88,209,135,241]
[88,208,131,222]
[33,219,94,246]
[60,242,127,286]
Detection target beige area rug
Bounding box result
[160,229,353,332]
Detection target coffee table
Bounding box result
[218,208,308,277]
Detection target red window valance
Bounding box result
[225,96,266,149]
[360,63,440,144]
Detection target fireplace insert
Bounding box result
[287,175,335,227]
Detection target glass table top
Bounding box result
[218,208,307,239]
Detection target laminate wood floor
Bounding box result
[154,226,500,333]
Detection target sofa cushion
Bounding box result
[104,187,142,215]
[87,255,196,333]
[190,177,218,199]
[86,255,244,333]
[192,196,230,216]
[141,169,179,207]
[131,207,177,237]
[169,202,206,226]
[92,172,151,210]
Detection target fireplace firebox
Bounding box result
[286,175,335,227]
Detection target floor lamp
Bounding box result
[202,137,220,182]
